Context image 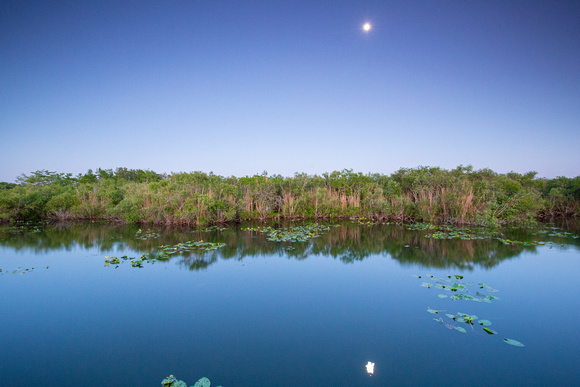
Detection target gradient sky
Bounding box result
[1,0,579,182]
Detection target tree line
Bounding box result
[0,166,578,226]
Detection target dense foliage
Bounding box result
[0,166,578,226]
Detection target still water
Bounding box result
[1,221,579,386]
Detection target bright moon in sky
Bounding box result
[363,22,371,32]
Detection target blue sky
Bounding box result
[1,0,579,182]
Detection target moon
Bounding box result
[362,22,371,32]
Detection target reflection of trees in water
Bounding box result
[1,221,577,271]
[177,252,217,271]
[303,223,530,269]
[0,222,139,253]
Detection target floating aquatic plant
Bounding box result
[428,309,524,347]
[242,223,335,244]
[405,223,569,246]
[0,266,49,276]
[135,229,160,240]
[193,377,211,387]
[354,217,386,226]
[417,272,524,347]
[2,221,46,235]
[413,274,499,304]
[161,375,220,387]
[105,238,228,268]
[197,226,228,232]
[503,338,525,347]
[159,240,227,253]
[161,375,187,387]
[105,254,157,268]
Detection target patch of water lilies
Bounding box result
[105,254,157,268]
[240,227,261,232]
[495,237,545,246]
[161,374,220,387]
[406,223,439,231]
[419,275,524,347]
[408,222,580,246]
[413,274,499,303]
[3,221,45,234]
[408,223,505,242]
[197,226,229,232]
[0,266,50,275]
[430,309,524,347]
[158,240,227,257]
[535,226,580,239]
[353,216,383,226]
[426,229,494,240]
[242,223,335,243]
[135,229,160,240]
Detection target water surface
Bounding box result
[1,221,579,386]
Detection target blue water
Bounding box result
[1,222,579,386]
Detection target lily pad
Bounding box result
[478,319,492,326]
[504,338,525,347]
[455,326,467,333]
[161,375,187,387]
[483,327,497,335]
[193,377,211,387]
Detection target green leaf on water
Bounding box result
[161,375,187,387]
[455,326,467,333]
[504,338,525,347]
[193,377,211,387]
[478,319,492,326]
[483,327,497,335]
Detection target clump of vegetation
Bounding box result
[414,274,499,303]
[419,274,524,347]
[243,223,335,243]
[1,166,577,226]
[161,375,220,387]
[0,266,50,275]
[104,254,157,268]
[407,223,577,246]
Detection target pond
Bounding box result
[1,220,579,386]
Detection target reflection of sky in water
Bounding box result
[1,223,580,385]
